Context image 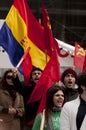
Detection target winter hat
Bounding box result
[61,68,77,83]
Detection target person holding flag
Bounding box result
[0,69,25,130]
[12,67,43,130]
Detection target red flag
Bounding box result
[28,49,60,113]
[74,42,85,69]
[82,53,86,72]
[27,4,60,113]
[42,4,57,56]
[22,47,32,86]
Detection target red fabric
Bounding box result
[27,5,60,113]
[14,0,61,58]
[22,48,32,86]
[58,48,69,58]
[53,39,69,58]
[74,42,85,69]
[42,4,63,57]
[27,49,60,113]
[42,4,54,56]
[82,54,86,72]
[27,119,34,126]
[22,47,30,59]
[42,5,69,58]
[14,0,45,52]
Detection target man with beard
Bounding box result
[61,68,78,102]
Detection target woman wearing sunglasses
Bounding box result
[0,69,24,130]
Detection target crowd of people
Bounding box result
[0,67,86,130]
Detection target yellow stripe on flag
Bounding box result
[6,6,50,70]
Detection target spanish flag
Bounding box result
[0,0,50,71]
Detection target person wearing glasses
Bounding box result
[0,69,24,130]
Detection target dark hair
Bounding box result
[45,82,65,122]
[3,69,12,80]
[1,69,13,89]
[29,67,43,84]
[77,72,86,94]
[46,82,65,110]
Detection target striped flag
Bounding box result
[0,0,50,71]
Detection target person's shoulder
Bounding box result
[35,112,42,121]
[63,96,79,108]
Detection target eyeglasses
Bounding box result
[6,76,13,79]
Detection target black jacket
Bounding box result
[12,76,40,126]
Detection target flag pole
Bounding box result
[16,57,24,68]
[40,109,45,130]
[16,47,30,68]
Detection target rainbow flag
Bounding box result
[0,0,50,71]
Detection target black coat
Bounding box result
[12,76,40,126]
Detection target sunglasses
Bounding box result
[6,76,13,79]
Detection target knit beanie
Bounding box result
[61,68,77,83]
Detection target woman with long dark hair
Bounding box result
[0,69,24,130]
[32,82,65,130]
